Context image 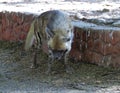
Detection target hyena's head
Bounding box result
[47,25,74,60]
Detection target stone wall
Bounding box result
[0,12,120,68]
[70,27,120,68]
[0,12,34,42]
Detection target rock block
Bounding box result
[0,12,34,41]
[72,24,120,68]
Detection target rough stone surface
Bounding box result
[0,12,34,41]
[72,27,120,68]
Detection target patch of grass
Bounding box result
[0,41,23,49]
[0,41,119,88]
[47,62,120,86]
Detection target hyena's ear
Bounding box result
[24,20,36,50]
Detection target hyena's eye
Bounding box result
[67,30,69,33]
[62,38,70,42]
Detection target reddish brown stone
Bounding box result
[112,43,120,55]
[10,31,18,41]
[103,31,112,43]
[71,41,77,49]
[92,52,104,65]
[71,40,79,52]
[84,50,103,65]
[3,13,12,28]
[23,23,30,32]
[11,12,18,22]
[2,30,11,41]
[111,56,120,68]
[8,21,13,29]
[11,12,23,25]
[100,30,111,43]
[13,23,19,28]
[2,16,7,30]
[17,13,24,25]
[71,39,80,51]
[92,31,100,40]
[0,24,1,31]
[87,39,94,50]
[0,13,2,24]
[86,30,93,41]
[69,50,82,61]
[19,32,26,40]
[14,25,22,34]
[81,41,86,51]
[84,50,93,62]
[93,39,104,55]
[104,43,113,55]
[111,31,120,45]
[74,28,82,39]
[0,31,2,40]
[24,14,34,22]
[82,31,87,41]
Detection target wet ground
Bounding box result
[0,41,120,93]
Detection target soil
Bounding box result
[0,41,120,93]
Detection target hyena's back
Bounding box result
[25,10,73,51]
[39,10,72,32]
[38,10,72,36]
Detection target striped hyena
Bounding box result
[25,10,74,74]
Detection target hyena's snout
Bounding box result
[48,34,73,60]
[51,49,68,60]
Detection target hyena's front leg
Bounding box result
[64,52,73,74]
[46,51,54,74]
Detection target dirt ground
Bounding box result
[0,41,120,93]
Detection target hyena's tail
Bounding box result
[24,20,35,50]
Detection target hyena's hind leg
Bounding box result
[30,46,39,69]
[31,32,42,69]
